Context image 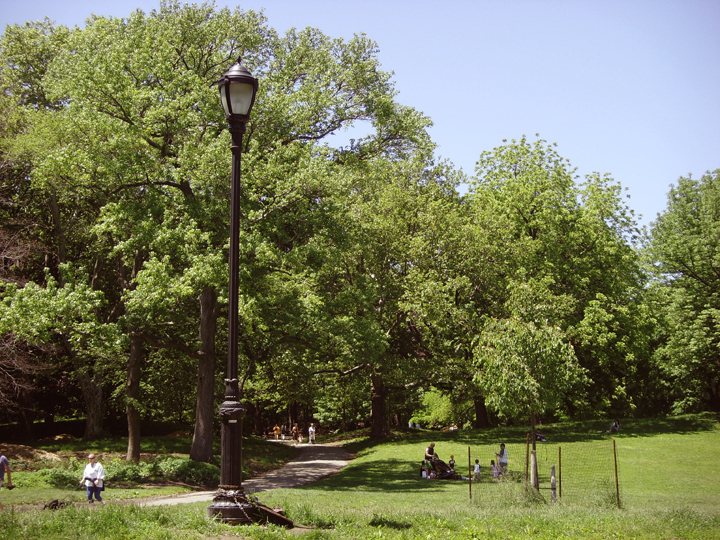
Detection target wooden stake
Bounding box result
[558,446,562,499]
[468,445,472,500]
[613,439,620,509]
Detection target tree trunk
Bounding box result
[473,395,490,428]
[530,413,539,489]
[190,287,218,462]
[126,332,143,462]
[80,369,105,441]
[370,372,390,440]
[708,381,720,412]
[48,188,66,272]
[72,346,105,441]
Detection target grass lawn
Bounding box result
[1,414,719,539]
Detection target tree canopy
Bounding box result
[1,2,716,452]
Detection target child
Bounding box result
[491,459,500,481]
[421,461,428,479]
[473,459,481,481]
[448,454,456,471]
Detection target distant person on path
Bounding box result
[491,460,500,481]
[308,423,316,444]
[0,453,13,510]
[273,424,281,440]
[495,443,508,474]
[292,423,299,444]
[473,459,481,481]
[80,453,105,504]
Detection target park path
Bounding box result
[141,441,352,506]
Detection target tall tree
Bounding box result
[468,137,648,419]
[648,170,720,412]
[2,2,438,451]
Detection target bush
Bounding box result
[104,458,154,483]
[36,467,79,489]
[156,456,219,487]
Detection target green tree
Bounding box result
[468,137,648,419]
[648,170,720,412]
[1,2,439,452]
[0,267,123,439]
[474,277,587,488]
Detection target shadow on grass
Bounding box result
[296,457,518,493]
[369,514,412,529]
[546,413,719,443]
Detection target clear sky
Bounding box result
[2,0,718,225]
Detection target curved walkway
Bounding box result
[141,442,352,506]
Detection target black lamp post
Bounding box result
[206,57,258,525]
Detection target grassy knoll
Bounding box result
[1,414,719,539]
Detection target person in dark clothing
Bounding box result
[425,442,437,461]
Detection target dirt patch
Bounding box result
[0,443,61,462]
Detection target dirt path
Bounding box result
[140,442,352,506]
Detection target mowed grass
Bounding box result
[1,414,719,539]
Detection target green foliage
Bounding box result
[475,277,588,422]
[1,0,717,457]
[104,458,158,483]
[647,170,720,412]
[409,388,457,428]
[467,137,647,420]
[155,455,219,487]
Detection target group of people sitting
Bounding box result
[420,442,467,480]
[420,442,510,482]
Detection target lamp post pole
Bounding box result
[207,58,258,525]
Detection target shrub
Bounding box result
[104,459,151,483]
[156,456,219,487]
[36,467,79,489]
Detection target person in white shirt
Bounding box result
[79,453,105,504]
[308,423,316,444]
[473,459,481,481]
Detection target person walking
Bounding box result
[0,452,13,510]
[273,424,281,440]
[495,443,508,475]
[291,423,299,445]
[491,460,500,481]
[473,459,481,481]
[308,423,316,444]
[80,453,105,504]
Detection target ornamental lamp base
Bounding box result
[207,488,256,525]
[207,487,294,528]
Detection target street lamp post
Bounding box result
[206,57,258,525]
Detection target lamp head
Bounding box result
[217,57,258,122]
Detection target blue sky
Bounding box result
[2,0,718,226]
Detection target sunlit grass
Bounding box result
[2,415,719,539]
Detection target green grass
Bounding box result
[1,414,719,539]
